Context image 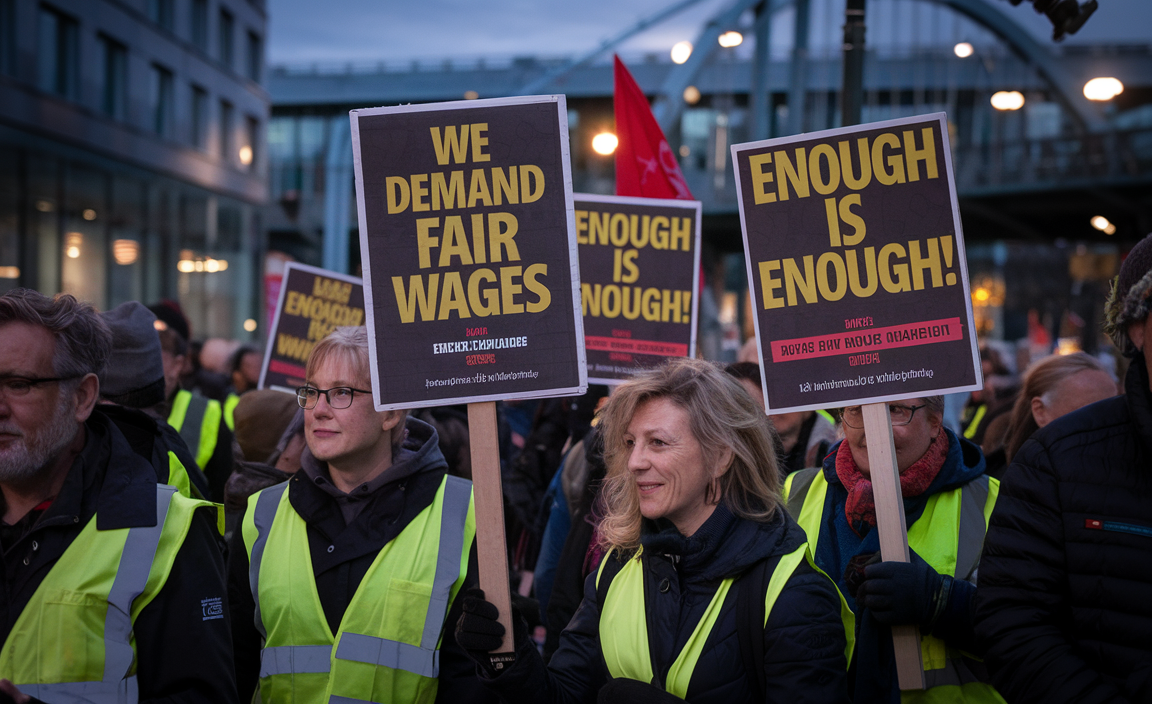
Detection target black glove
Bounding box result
[455,588,529,673]
[855,550,952,629]
[598,678,686,704]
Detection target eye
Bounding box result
[6,379,31,394]
[332,388,352,401]
[650,437,667,447]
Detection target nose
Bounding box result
[311,392,334,419]
[627,443,648,473]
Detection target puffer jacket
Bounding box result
[477,502,850,704]
[974,356,1152,704]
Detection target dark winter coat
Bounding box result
[227,418,493,704]
[477,501,850,704]
[0,410,236,703]
[974,356,1152,704]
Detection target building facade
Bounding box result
[0,0,267,340]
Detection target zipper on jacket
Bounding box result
[1084,518,1152,538]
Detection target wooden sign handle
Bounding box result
[467,402,516,666]
[861,402,925,691]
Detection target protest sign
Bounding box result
[258,262,364,394]
[575,194,701,384]
[350,95,586,411]
[732,113,981,413]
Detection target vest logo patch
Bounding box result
[201,596,224,621]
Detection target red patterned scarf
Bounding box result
[835,431,950,535]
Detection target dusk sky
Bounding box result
[267,0,1152,67]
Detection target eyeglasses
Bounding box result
[0,375,80,397]
[840,404,927,429]
[296,385,372,410]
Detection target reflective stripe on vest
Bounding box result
[168,390,221,470]
[816,409,836,425]
[1,485,214,703]
[784,468,1003,701]
[242,474,475,704]
[596,542,853,698]
[962,405,987,440]
[224,394,240,432]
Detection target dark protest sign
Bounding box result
[575,194,701,384]
[351,95,586,411]
[732,113,981,413]
[258,262,365,394]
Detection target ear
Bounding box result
[1031,396,1050,428]
[1128,320,1146,352]
[714,446,735,478]
[73,373,100,423]
[380,409,404,434]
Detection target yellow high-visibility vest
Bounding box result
[242,474,476,704]
[0,485,216,702]
[597,542,854,699]
[167,389,222,470]
[784,466,1005,703]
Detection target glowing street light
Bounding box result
[991,91,1025,111]
[243,318,258,332]
[953,42,974,58]
[1083,77,1123,101]
[671,41,692,65]
[592,132,618,155]
[1091,215,1116,235]
[683,85,701,105]
[718,31,743,48]
[238,145,253,166]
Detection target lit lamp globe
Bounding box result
[1083,77,1123,101]
[592,132,618,156]
[990,91,1025,111]
[718,31,743,48]
[671,41,692,65]
[953,42,974,58]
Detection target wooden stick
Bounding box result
[467,401,516,665]
[861,402,925,691]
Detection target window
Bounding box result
[149,63,174,137]
[0,0,15,76]
[37,5,79,99]
[218,9,234,68]
[100,35,128,120]
[246,30,261,82]
[191,86,208,149]
[242,116,259,170]
[146,0,174,32]
[191,0,208,51]
[219,99,233,161]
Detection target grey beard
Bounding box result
[0,397,80,484]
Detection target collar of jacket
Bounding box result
[640,500,805,583]
[29,410,161,533]
[1124,354,1152,457]
[288,418,449,533]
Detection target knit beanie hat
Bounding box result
[148,300,190,343]
[99,302,166,408]
[1104,234,1152,356]
[234,390,300,462]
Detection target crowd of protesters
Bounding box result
[1,237,1151,704]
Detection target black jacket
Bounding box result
[478,502,850,704]
[975,356,1152,704]
[227,418,493,704]
[98,403,212,499]
[0,410,236,704]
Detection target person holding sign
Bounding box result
[456,358,853,704]
[784,397,1003,703]
[227,327,491,704]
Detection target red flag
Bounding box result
[614,55,693,200]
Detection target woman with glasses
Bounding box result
[784,397,1005,704]
[226,326,492,704]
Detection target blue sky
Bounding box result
[267,0,1152,66]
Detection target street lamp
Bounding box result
[683,85,701,105]
[953,42,974,58]
[592,132,618,155]
[671,41,692,64]
[718,31,743,48]
[1083,77,1123,101]
[991,91,1025,111]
